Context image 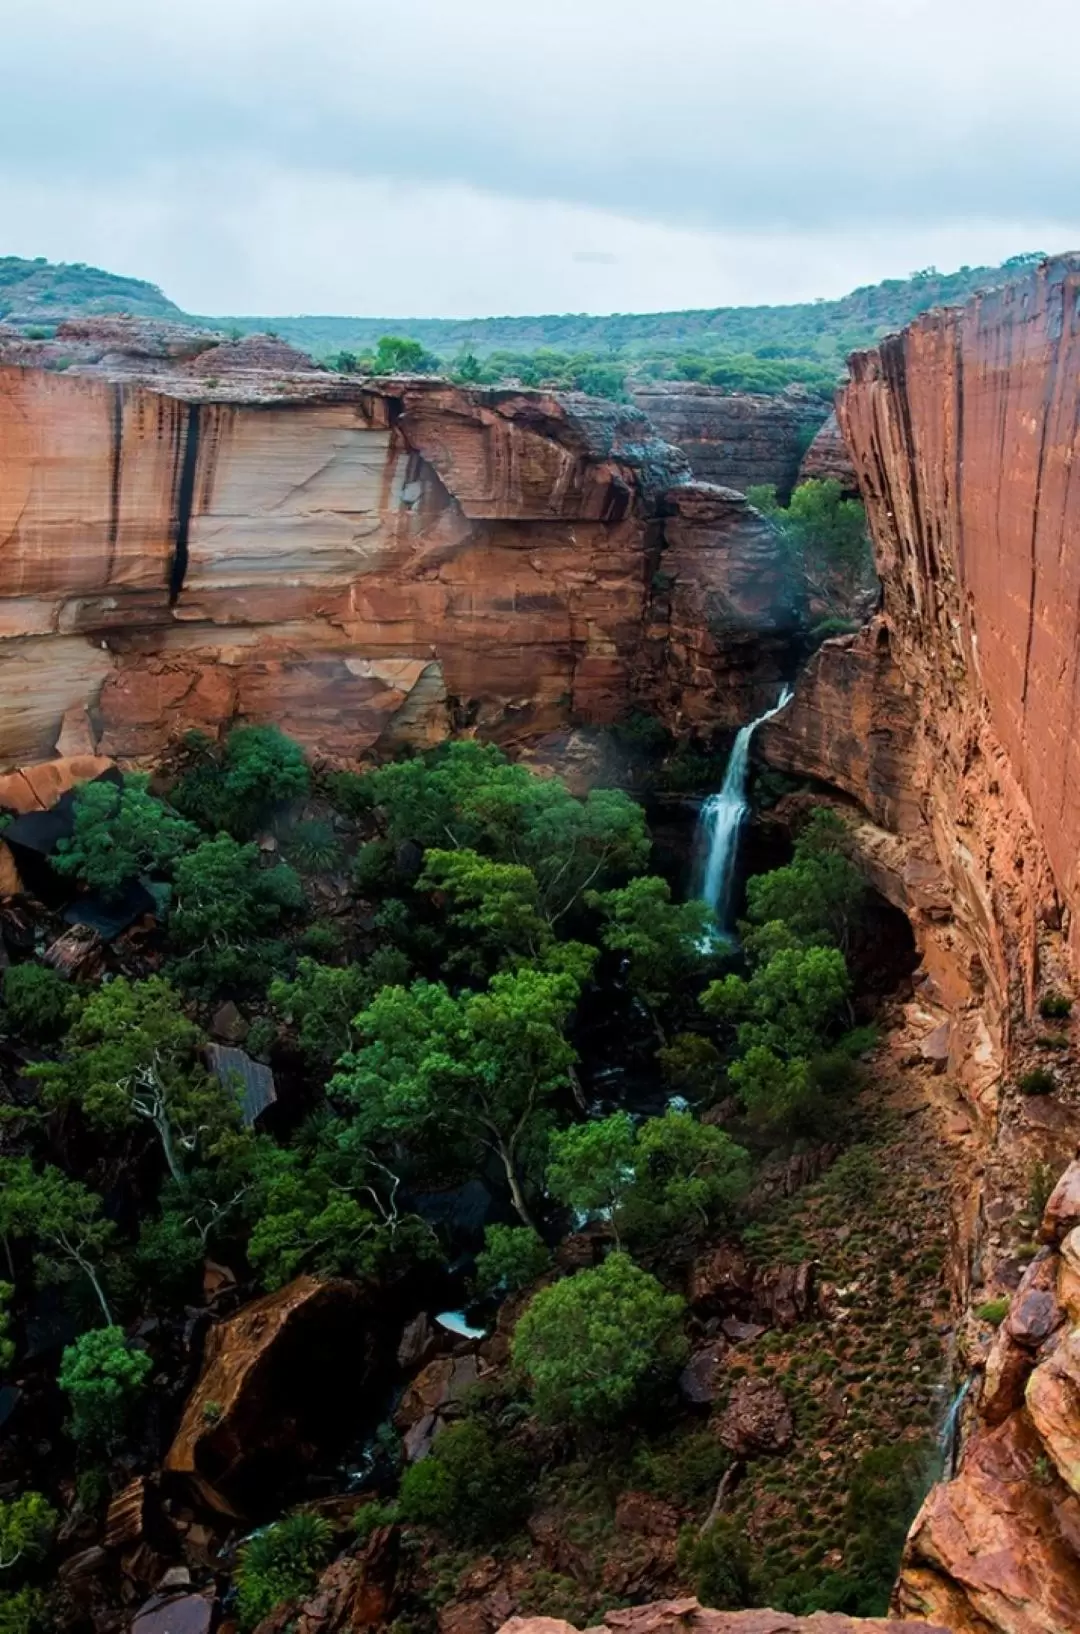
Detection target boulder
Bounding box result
[751,1262,815,1329]
[165,1275,372,1515]
[1005,1254,1064,1349]
[687,1245,753,1313]
[715,1378,793,1457]
[1041,1160,1080,1243]
[679,1343,728,1406]
[896,1411,1080,1631]
[1026,1326,1080,1495]
[131,1591,215,1634]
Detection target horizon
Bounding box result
[4,0,1080,316]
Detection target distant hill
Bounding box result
[214,255,1046,366]
[0,256,184,326]
[0,249,1048,400]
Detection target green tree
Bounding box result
[268,959,373,1067]
[334,965,582,1227]
[360,742,649,922]
[371,334,441,375]
[419,848,552,970]
[619,1110,749,1243]
[30,978,238,1183]
[512,1252,687,1425]
[703,944,850,1058]
[58,1327,152,1450]
[546,1113,637,1242]
[473,1224,552,1299]
[398,1420,531,1542]
[547,1110,748,1246]
[52,775,198,898]
[588,875,712,1026]
[171,725,310,839]
[1,965,74,1042]
[245,1143,438,1290]
[233,1513,333,1632]
[0,1494,56,1573]
[743,811,864,952]
[0,1161,115,1323]
[167,836,304,991]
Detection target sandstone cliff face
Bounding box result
[0,322,800,769]
[629,384,829,500]
[760,256,1080,1633]
[796,411,858,493]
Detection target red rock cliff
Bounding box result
[0,323,801,768]
[761,256,1080,1633]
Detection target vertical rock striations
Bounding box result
[0,324,800,768]
[760,256,1080,1633]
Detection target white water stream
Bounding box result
[693,683,793,930]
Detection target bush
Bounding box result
[473,1225,552,1299]
[285,819,342,873]
[975,1297,1009,1325]
[2,965,73,1042]
[0,1589,48,1634]
[823,1144,882,1207]
[1018,1068,1055,1097]
[512,1251,687,1426]
[677,1519,752,1609]
[171,725,310,839]
[398,1420,531,1542]
[233,1512,333,1631]
[52,775,198,898]
[58,1328,152,1450]
[1039,991,1073,1019]
[839,1441,933,1613]
[0,1492,57,1572]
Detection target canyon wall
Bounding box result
[0,322,802,770]
[762,255,1080,1632]
[629,383,829,499]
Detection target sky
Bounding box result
[3,0,1078,318]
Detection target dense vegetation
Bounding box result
[3,252,1045,401]
[0,727,947,1630]
[0,257,183,324]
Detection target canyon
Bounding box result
[5,257,1080,1633]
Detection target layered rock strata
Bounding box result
[629,383,829,499]
[0,322,801,768]
[760,255,1080,1632]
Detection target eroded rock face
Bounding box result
[498,1599,945,1634]
[796,411,858,493]
[0,324,799,769]
[629,384,830,499]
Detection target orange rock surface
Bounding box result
[0,327,799,769]
[497,1600,945,1634]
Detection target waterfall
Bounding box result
[938,1375,972,1477]
[694,683,793,929]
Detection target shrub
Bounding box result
[171,725,310,839]
[823,1144,882,1207]
[2,965,73,1042]
[285,819,342,873]
[473,1225,552,1299]
[58,1328,152,1450]
[0,1588,48,1634]
[975,1297,1009,1325]
[0,1492,57,1571]
[233,1513,333,1631]
[677,1519,752,1610]
[1018,1068,1055,1097]
[52,775,198,898]
[512,1251,687,1426]
[1039,991,1073,1019]
[397,1420,531,1543]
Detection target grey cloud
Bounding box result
[2,0,1078,236]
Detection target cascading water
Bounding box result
[694,683,793,930]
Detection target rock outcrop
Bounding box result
[629,383,829,500]
[758,255,1080,1632]
[796,411,858,493]
[0,321,800,769]
[497,1600,946,1634]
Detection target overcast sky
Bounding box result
[3,0,1077,317]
